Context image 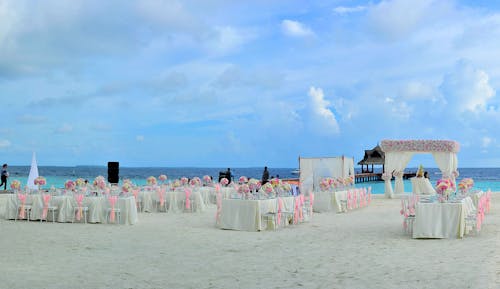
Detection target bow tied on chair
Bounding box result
[42,194,52,220]
[75,194,84,221]
[184,188,192,210]
[108,195,118,223]
[18,193,27,219]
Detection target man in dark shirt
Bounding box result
[262,166,269,185]
[0,164,9,190]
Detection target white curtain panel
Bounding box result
[432,152,458,184]
[299,157,354,193]
[384,152,414,195]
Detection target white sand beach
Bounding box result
[0,194,499,289]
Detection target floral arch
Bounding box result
[379,140,460,198]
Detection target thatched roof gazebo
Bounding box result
[358,145,385,173]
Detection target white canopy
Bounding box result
[380,140,460,198]
[299,156,355,194]
[26,152,39,190]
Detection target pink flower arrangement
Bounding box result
[172,179,181,188]
[238,176,248,184]
[158,174,168,182]
[220,178,229,186]
[320,178,331,191]
[93,176,106,190]
[248,178,261,191]
[34,176,47,186]
[436,178,454,200]
[190,177,201,187]
[203,175,212,184]
[10,180,21,190]
[147,176,157,186]
[65,180,76,190]
[180,177,189,186]
[262,183,274,194]
[238,184,250,194]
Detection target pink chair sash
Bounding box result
[347,190,352,210]
[309,192,314,216]
[75,194,84,221]
[157,187,165,207]
[42,194,51,220]
[293,197,300,224]
[18,193,27,219]
[132,189,140,209]
[367,187,372,204]
[299,194,304,221]
[185,188,191,210]
[215,185,222,223]
[108,196,118,223]
[353,190,358,209]
[277,197,283,226]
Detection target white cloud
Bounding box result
[0,139,11,148]
[136,135,144,142]
[481,136,492,148]
[440,61,495,113]
[281,20,314,37]
[368,0,444,40]
[17,114,48,124]
[206,26,256,54]
[308,86,340,134]
[55,123,73,134]
[333,6,367,14]
[399,81,439,101]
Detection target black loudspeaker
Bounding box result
[108,162,119,184]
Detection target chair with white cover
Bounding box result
[262,198,281,230]
[14,193,31,222]
[72,194,89,224]
[40,194,58,223]
[106,195,121,224]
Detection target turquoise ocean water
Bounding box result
[4,166,500,194]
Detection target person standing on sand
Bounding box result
[262,167,269,185]
[0,164,9,190]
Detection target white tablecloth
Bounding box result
[313,189,365,213]
[412,197,475,238]
[140,189,206,213]
[5,194,138,225]
[410,177,436,195]
[220,197,295,231]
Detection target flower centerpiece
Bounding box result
[93,176,107,191]
[220,177,229,186]
[75,178,86,188]
[122,182,132,193]
[436,178,454,202]
[190,177,201,187]
[248,178,261,192]
[34,176,47,190]
[320,178,331,191]
[172,179,181,188]
[458,178,474,195]
[238,176,248,184]
[180,177,189,186]
[270,178,280,187]
[10,179,21,192]
[158,174,168,184]
[238,183,251,198]
[202,175,212,185]
[261,182,275,197]
[65,180,76,192]
[280,182,292,195]
[147,176,157,186]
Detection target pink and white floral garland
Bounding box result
[380,140,460,153]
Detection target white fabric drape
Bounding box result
[384,152,414,196]
[26,152,39,190]
[382,173,394,198]
[299,157,354,193]
[432,152,458,184]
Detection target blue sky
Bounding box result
[1,0,500,168]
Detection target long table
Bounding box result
[5,194,138,225]
[313,189,366,213]
[139,189,206,213]
[220,197,295,231]
[412,197,475,239]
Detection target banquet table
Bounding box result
[313,189,364,213]
[410,177,436,195]
[140,189,206,213]
[220,197,295,231]
[5,194,138,225]
[412,197,475,238]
